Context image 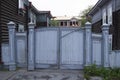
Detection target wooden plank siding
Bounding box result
[0,0,2,64]
[89,0,120,50]
[0,0,29,63]
[0,0,28,42]
[112,10,120,50]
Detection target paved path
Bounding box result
[0,69,84,80]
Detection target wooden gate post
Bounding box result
[102,24,110,67]
[85,22,92,66]
[7,21,16,71]
[28,22,35,70]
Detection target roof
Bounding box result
[54,16,81,21]
[88,0,109,16]
[29,2,52,18]
[39,11,53,18]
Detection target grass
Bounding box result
[84,64,120,80]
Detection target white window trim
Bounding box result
[30,12,36,25]
[102,8,107,24]
[107,4,112,25]
[18,24,24,32]
[19,0,24,9]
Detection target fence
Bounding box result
[1,21,118,71]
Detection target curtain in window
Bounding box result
[19,0,24,9]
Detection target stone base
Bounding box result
[9,65,16,71]
[28,65,34,71]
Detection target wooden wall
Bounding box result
[92,20,102,33]
[0,0,28,42]
[0,0,28,63]
[112,10,120,50]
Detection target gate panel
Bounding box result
[60,28,84,69]
[35,28,58,68]
[92,34,102,65]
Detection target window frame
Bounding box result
[102,8,107,24]
[107,4,112,25]
[19,0,24,9]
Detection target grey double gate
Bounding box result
[35,27,84,69]
[6,22,112,71]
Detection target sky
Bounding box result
[29,0,99,16]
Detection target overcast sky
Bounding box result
[29,0,98,16]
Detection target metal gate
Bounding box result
[35,27,84,69]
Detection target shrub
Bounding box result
[84,64,120,80]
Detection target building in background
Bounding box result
[29,3,52,28]
[53,16,81,27]
[88,0,120,50]
[36,11,52,27]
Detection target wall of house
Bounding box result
[112,10,120,50]
[111,0,120,50]
[91,9,102,33]
[115,0,120,11]
[92,20,102,33]
[0,0,29,63]
[91,0,120,50]
[92,10,102,24]
[0,0,2,63]
[0,0,28,42]
[36,14,48,27]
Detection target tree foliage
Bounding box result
[79,5,93,27]
[50,20,59,26]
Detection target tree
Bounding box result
[50,19,59,26]
[79,5,93,27]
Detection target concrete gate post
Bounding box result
[102,24,110,67]
[7,21,16,71]
[85,22,92,66]
[28,22,35,70]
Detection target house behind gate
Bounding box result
[88,0,120,50]
[52,16,81,27]
[29,2,52,28]
[0,0,52,66]
[0,0,29,65]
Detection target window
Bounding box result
[18,0,26,16]
[107,4,112,24]
[19,0,24,9]
[60,22,63,26]
[70,22,72,26]
[18,24,24,32]
[102,8,107,24]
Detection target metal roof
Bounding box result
[54,16,81,21]
[88,0,109,16]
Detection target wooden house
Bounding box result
[0,0,52,64]
[0,0,29,64]
[88,0,120,50]
[29,3,52,27]
[36,11,52,27]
